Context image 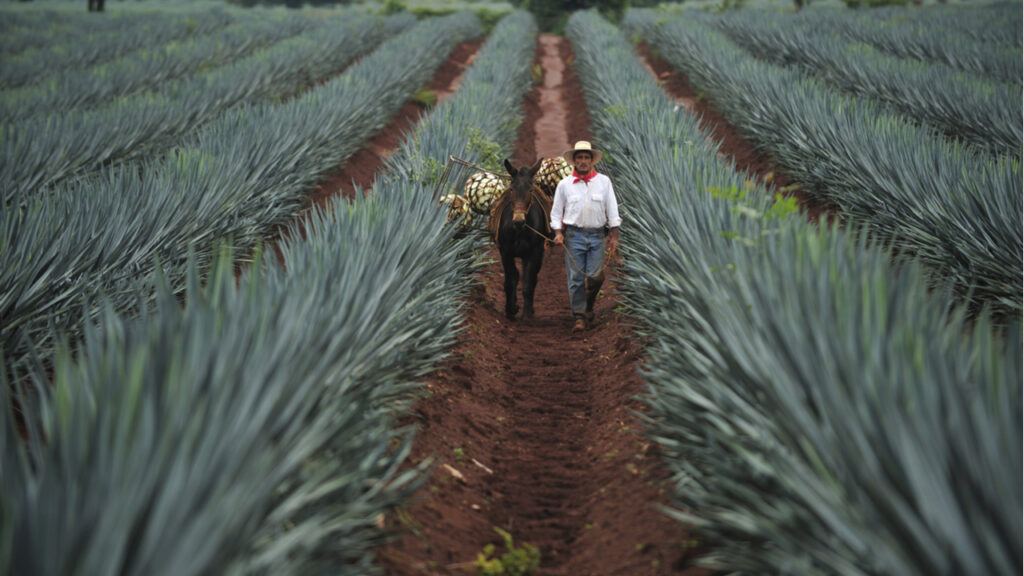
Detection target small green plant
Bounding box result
[707,184,747,203]
[453,447,465,461]
[707,184,798,222]
[765,193,799,221]
[419,154,445,187]
[381,0,406,15]
[475,528,541,576]
[707,184,800,247]
[474,8,507,33]
[467,128,504,172]
[716,0,748,12]
[603,104,628,119]
[531,63,543,84]
[413,88,437,109]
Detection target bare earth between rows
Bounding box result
[378,34,705,576]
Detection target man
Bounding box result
[550,141,621,332]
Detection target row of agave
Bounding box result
[0,7,168,55]
[0,9,315,123]
[0,7,234,90]
[0,14,470,374]
[872,2,1024,47]
[709,10,1021,156]
[796,4,1022,84]
[867,3,1022,48]
[625,11,1022,318]
[865,2,1022,48]
[0,11,413,204]
[568,10,1020,575]
[0,10,537,576]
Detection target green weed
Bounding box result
[475,527,540,576]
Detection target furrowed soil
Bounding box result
[378,35,706,576]
[636,44,832,222]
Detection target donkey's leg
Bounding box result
[501,250,519,319]
[521,248,544,319]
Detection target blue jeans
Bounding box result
[564,227,605,317]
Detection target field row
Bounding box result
[2,10,537,575]
[0,11,315,122]
[0,7,235,90]
[0,12,415,204]
[711,10,1021,156]
[570,11,1020,574]
[627,10,1021,317]
[1,12,465,368]
[1,4,1019,574]
[797,4,1021,83]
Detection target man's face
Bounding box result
[573,152,593,174]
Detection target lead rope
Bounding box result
[502,186,612,299]
[520,222,608,295]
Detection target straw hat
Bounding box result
[563,140,603,164]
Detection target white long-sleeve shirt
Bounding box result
[550,172,622,231]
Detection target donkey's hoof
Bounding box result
[505,308,519,320]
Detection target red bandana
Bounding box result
[572,169,597,184]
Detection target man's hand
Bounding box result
[606,228,620,260]
[554,231,564,246]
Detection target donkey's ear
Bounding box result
[527,157,543,178]
[503,158,517,177]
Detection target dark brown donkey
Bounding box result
[491,158,551,320]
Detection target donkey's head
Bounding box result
[504,158,543,225]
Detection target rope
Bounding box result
[516,222,610,296]
[492,187,610,289]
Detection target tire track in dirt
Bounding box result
[636,44,833,222]
[379,35,706,576]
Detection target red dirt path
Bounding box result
[378,35,706,576]
[636,44,832,222]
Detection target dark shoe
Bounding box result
[572,318,587,332]
[584,311,595,328]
